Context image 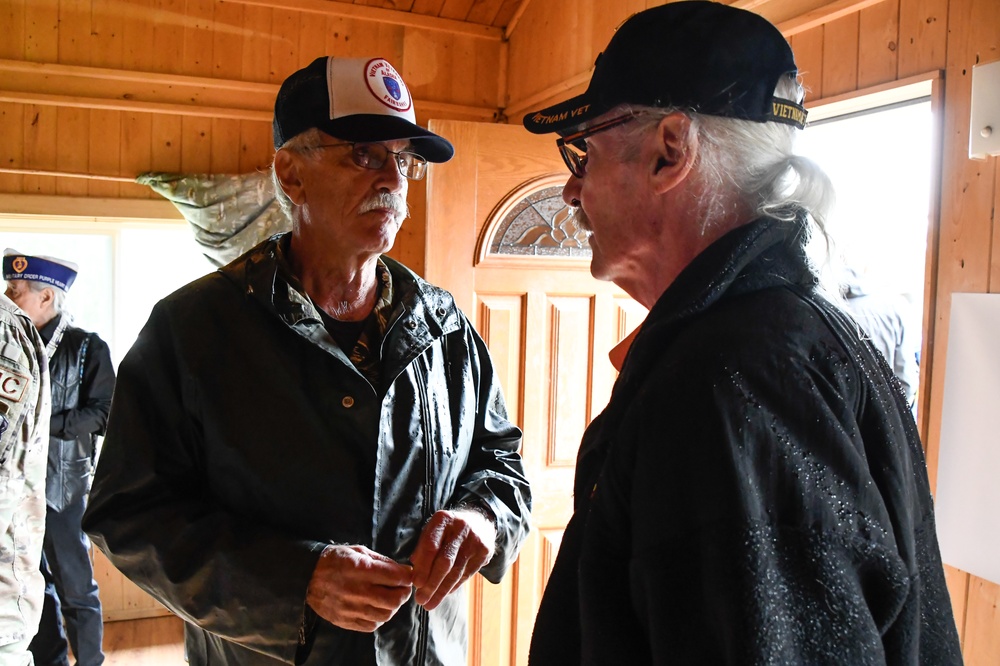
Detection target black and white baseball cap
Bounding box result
[273,56,454,162]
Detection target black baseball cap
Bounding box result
[523,1,806,134]
[273,56,454,162]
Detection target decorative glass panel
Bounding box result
[489,186,591,258]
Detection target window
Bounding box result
[2,220,214,367]
[797,96,934,300]
[794,78,938,415]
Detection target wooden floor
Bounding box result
[103,615,186,665]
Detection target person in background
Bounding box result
[4,250,115,666]
[841,265,921,413]
[521,3,961,664]
[82,55,531,665]
[0,291,50,665]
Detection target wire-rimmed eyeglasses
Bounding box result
[305,142,428,180]
[556,114,635,178]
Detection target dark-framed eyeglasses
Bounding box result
[305,142,428,180]
[556,114,635,178]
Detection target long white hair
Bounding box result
[621,74,836,264]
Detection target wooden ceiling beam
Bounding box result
[775,0,889,36]
[0,59,496,123]
[728,0,891,35]
[503,0,534,40]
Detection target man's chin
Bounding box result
[589,257,612,282]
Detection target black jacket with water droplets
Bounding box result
[529,216,962,665]
[83,235,531,665]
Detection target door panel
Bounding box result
[425,121,645,665]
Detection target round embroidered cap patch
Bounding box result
[363,58,412,113]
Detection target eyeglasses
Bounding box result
[556,114,635,178]
[305,142,428,180]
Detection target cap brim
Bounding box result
[522,92,607,135]
[317,115,454,163]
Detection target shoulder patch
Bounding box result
[0,367,29,403]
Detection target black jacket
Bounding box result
[529,217,962,665]
[83,235,532,665]
[41,316,115,511]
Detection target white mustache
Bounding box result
[359,192,409,219]
[571,205,592,234]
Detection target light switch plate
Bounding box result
[969,60,1000,160]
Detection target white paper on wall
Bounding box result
[935,292,1000,585]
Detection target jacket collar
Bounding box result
[652,217,811,325]
[40,312,74,360]
[597,216,815,427]
[218,232,462,349]
[579,216,816,466]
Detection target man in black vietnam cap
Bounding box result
[83,56,531,665]
[523,3,961,665]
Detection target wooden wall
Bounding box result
[0,0,506,275]
[505,0,1000,663]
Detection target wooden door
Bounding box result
[425,121,646,666]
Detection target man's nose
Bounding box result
[562,175,582,208]
[374,155,407,193]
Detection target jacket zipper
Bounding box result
[413,362,432,665]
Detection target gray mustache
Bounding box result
[359,192,409,219]
[571,205,591,233]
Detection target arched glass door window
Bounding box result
[483,181,591,260]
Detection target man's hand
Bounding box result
[306,544,414,632]
[410,508,497,610]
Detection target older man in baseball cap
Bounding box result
[523,3,960,665]
[84,56,531,665]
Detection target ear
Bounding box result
[649,112,698,195]
[39,287,56,312]
[273,148,306,206]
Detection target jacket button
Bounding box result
[341,396,355,408]
[406,319,417,329]
[437,307,446,317]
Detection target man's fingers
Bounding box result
[308,588,410,632]
[418,547,478,610]
[410,513,449,587]
[413,531,466,605]
[338,585,413,626]
[412,516,469,592]
[360,550,415,588]
[307,544,414,632]
[410,509,498,608]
